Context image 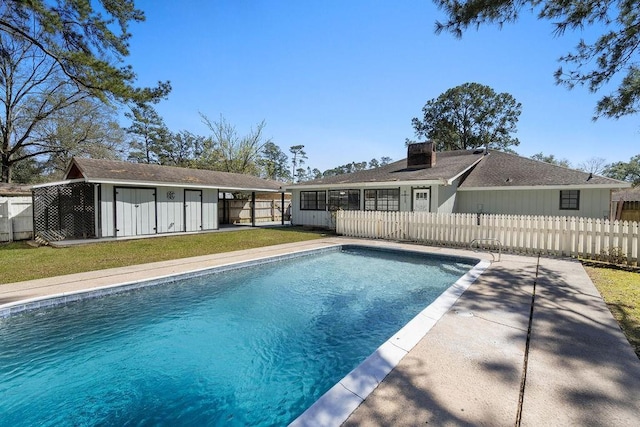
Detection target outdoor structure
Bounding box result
[612,187,640,221]
[287,142,630,228]
[0,183,33,242]
[32,158,286,242]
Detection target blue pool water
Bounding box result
[0,246,475,426]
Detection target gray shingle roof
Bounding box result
[0,183,31,196]
[67,157,284,191]
[458,150,628,188]
[289,150,485,187]
[288,148,629,190]
[612,187,640,201]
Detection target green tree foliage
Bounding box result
[0,1,170,182]
[125,104,170,164]
[603,154,640,186]
[8,149,44,184]
[295,167,322,182]
[157,130,208,168]
[531,152,571,168]
[322,157,393,177]
[289,145,307,182]
[433,0,640,118]
[199,114,271,175]
[0,0,170,104]
[411,82,521,151]
[259,142,290,181]
[0,34,129,182]
[35,99,126,180]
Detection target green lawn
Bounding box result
[0,227,327,284]
[585,265,640,359]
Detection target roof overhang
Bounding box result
[285,179,448,191]
[458,182,632,191]
[32,178,284,193]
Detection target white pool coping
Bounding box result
[289,256,490,426]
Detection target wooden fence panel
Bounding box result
[336,210,639,265]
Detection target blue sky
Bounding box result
[126,1,639,172]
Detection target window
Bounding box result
[300,191,326,211]
[364,188,400,211]
[328,190,360,211]
[560,190,580,210]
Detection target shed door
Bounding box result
[115,188,157,237]
[184,190,202,232]
[413,188,431,212]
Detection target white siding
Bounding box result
[202,189,218,230]
[156,186,184,233]
[456,188,612,219]
[399,185,412,212]
[101,185,219,236]
[290,189,332,227]
[99,184,115,237]
[437,179,459,213]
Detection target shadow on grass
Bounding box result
[607,302,640,359]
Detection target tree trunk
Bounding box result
[1,153,11,183]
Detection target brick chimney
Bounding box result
[407,142,436,168]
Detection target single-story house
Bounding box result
[32,157,285,241]
[286,142,631,228]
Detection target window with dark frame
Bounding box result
[364,188,400,211]
[328,189,360,211]
[300,191,326,211]
[560,190,580,210]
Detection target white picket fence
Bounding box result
[336,211,640,265]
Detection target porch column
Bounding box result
[251,191,256,227]
[281,192,285,225]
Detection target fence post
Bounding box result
[7,199,13,242]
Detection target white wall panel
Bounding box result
[456,188,612,218]
[156,186,184,233]
[437,180,458,213]
[99,184,115,237]
[202,189,218,230]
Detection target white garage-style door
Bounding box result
[115,187,157,237]
[184,190,202,232]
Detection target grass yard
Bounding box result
[585,265,640,359]
[0,227,327,284]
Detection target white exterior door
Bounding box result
[413,188,431,212]
[115,188,156,236]
[184,190,202,232]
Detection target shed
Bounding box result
[31,158,285,242]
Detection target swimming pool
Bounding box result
[0,245,484,426]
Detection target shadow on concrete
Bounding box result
[520,262,640,425]
[341,258,539,425]
[339,257,640,426]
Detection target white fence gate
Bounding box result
[336,211,640,265]
[0,197,33,242]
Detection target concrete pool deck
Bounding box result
[2,237,639,425]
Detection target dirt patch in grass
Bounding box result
[585,264,640,359]
[1,227,328,284]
